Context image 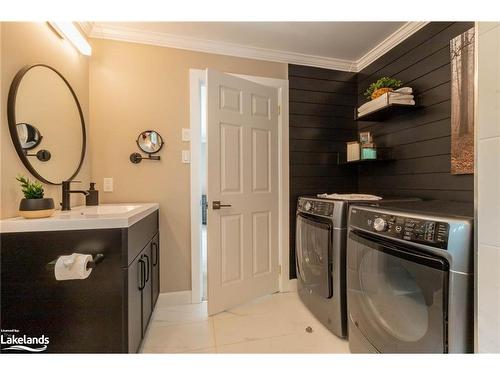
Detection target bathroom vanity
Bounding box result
[2,64,161,353]
[0,203,160,353]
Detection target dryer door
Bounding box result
[347,230,449,353]
[296,213,333,298]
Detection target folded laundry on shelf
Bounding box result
[358,95,414,112]
[394,86,413,94]
[358,99,415,117]
[357,89,415,116]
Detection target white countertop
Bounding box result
[0,203,159,233]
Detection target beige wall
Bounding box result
[0,24,286,293]
[1,22,90,218]
[89,38,287,292]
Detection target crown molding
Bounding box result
[86,22,429,72]
[88,24,357,71]
[77,22,94,36]
[356,21,429,71]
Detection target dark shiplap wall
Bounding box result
[356,22,475,202]
[288,22,475,279]
[288,64,358,278]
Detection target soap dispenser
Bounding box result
[85,182,99,206]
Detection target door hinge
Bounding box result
[278,105,281,116]
[278,265,282,275]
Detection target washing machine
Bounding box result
[346,200,474,353]
[295,195,420,338]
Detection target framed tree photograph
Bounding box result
[450,27,475,175]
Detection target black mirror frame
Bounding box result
[7,64,87,185]
[136,130,164,155]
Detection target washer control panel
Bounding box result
[350,208,450,249]
[297,198,334,217]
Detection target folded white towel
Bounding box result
[390,94,414,100]
[358,95,387,112]
[391,96,415,101]
[358,93,414,113]
[395,87,413,94]
[363,97,415,108]
[391,98,415,105]
[358,99,415,116]
[317,193,383,201]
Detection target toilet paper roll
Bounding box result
[54,253,93,281]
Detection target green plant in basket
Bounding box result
[16,175,55,218]
[364,77,402,100]
[16,175,45,199]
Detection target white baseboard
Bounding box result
[156,290,193,308]
[281,278,297,293]
[156,285,298,309]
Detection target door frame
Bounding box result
[189,69,292,304]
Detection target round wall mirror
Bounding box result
[16,123,42,150]
[7,64,86,185]
[136,130,164,154]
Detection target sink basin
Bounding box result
[0,203,159,233]
[77,205,141,215]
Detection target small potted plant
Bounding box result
[364,77,402,100]
[16,175,55,219]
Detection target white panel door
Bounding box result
[206,69,279,315]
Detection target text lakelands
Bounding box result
[1,334,50,345]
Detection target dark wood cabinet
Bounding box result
[151,234,160,308]
[127,251,145,353]
[141,246,153,336]
[126,234,159,353]
[125,225,160,352]
[0,209,160,353]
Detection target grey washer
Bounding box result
[346,200,474,353]
[295,196,420,338]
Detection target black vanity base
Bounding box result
[0,210,159,353]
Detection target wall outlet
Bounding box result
[103,177,113,192]
[182,128,191,142]
[182,150,191,164]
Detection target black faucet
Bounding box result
[61,180,90,211]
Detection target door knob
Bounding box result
[212,201,232,210]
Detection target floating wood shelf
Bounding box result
[338,147,394,165]
[340,158,396,166]
[355,103,418,121]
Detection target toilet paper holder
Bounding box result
[46,253,105,271]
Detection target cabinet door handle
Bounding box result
[144,254,150,283]
[155,242,158,266]
[141,258,146,290]
[152,242,159,266]
[138,259,145,291]
[151,242,155,266]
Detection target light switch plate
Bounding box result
[182,128,191,142]
[103,177,113,192]
[182,150,191,164]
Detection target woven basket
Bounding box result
[371,87,394,100]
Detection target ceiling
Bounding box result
[86,22,426,71]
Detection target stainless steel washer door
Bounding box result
[296,213,333,298]
[359,250,429,342]
[347,230,449,353]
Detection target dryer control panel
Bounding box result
[297,198,334,217]
[350,208,450,249]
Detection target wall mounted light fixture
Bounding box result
[48,22,92,56]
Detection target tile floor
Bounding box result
[140,291,350,353]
